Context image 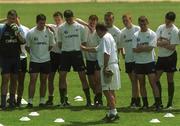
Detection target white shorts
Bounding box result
[101,64,121,91]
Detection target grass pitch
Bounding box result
[0,2,180,126]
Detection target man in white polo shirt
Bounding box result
[104,12,124,57]
[57,10,91,107]
[45,11,70,106]
[132,16,161,111]
[26,14,55,107]
[156,11,180,109]
[119,13,141,108]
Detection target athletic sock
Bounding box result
[130,97,136,106]
[83,88,91,104]
[142,97,148,107]
[167,82,174,106]
[28,98,33,104]
[97,92,103,104]
[156,81,162,98]
[17,97,22,104]
[48,96,53,102]
[135,97,141,106]
[9,93,15,105]
[110,108,117,116]
[1,94,7,108]
[59,88,65,104]
[40,97,45,104]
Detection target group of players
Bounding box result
[0,9,179,122]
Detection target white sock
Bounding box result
[110,108,117,115]
[40,97,45,104]
[28,98,33,104]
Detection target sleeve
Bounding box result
[102,38,111,55]
[132,34,137,48]
[25,32,31,47]
[49,31,56,46]
[149,32,157,47]
[156,26,161,38]
[57,27,62,44]
[117,32,124,48]
[170,29,180,45]
[80,25,87,43]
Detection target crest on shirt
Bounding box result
[64,30,68,34]
[146,36,150,39]
[45,34,47,38]
[75,29,78,32]
[137,38,140,42]
[34,37,38,41]
[123,35,126,39]
[168,32,171,35]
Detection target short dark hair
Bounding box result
[64,10,74,18]
[96,23,108,32]
[104,11,114,18]
[7,9,18,17]
[88,15,98,21]
[165,11,176,21]
[36,14,46,23]
[53,11,63,19]
[138,16,149,24]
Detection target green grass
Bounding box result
[0,2,180,126]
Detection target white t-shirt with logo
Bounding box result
[120,25,140,63]
[132,29,157,64]
[156,24,180,57]
[26,27,55,63]
[96,32,118,67]
[57,21,86,52]
[20,25,29,59]
[48,24,61,53]
[107,25,121,49]
[85,27,100,61]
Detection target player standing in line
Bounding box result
[45,11,70,106]
[104,12,124,58]
[57,10,92,107]
[26,14,55,107]
[132,16,161,111]
[81,23,120,122]
[76,15,103,106]
[155,11,180,109]
[119,14,141,108]
[14,17,29,107]
[0,10,25,110]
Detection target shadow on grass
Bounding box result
[117,106,180,114]
[60,120,119,126]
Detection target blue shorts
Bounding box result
[1,57,20,74]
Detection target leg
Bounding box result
[78,71,91,106]
[166,72,175,108]
[9,73,18,107]
[39,73,48,105]
[137,74,148,108]
[46,72,55,105]
[28,73,38,105]
[1,74,10,109]
[17,72,26,105]
[59,71,68,105]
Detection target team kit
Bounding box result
[0,9,179,122]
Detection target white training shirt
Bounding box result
[132,28,157,64]
[120,24,140,63]
[107,25,121,49]
[26,26,55,63]
[85,27,100,61]
[96,32,118,67]
[20,25,29,59]
[156,24,180,57]
[57,21,86,52]
[48,24,61,53]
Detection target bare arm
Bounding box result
[104,53,110,68]
[0,18,7,23]
[133,44,153,53]
[163,44,176,51]
[80,45,96,52]
[25,46,30,54]
[157,37,170,47]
